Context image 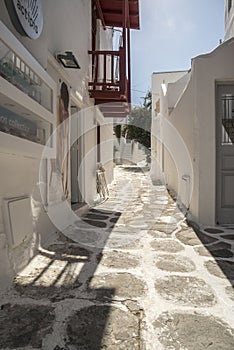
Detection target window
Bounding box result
[0,39,53,112]
[0,40,53,146]
[0,105,53,146]
[221,94,234,145]
[228,0,232,13]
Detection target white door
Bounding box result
[216,84,234,224]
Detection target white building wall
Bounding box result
[151,71,188,184]
[152,71,188,113]
[0,0,92,95]
[152,39,234,226]
[0,0,114,289]
[162,72,198,219]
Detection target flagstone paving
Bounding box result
[154,254,196,273]
[154,312,234,350]
[0,165,234,349]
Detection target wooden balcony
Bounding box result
[88,49,128,103]
[89,48,130,118]
[89,0,140,118]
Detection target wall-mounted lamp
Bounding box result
[56,51,81,69]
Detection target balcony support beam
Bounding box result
[94,0,106,29]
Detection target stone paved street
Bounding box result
[0,165,234,349]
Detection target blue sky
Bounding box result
[131,0,225,106]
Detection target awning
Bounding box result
[95,0,140,30]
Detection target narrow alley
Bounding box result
[0,165,234,349]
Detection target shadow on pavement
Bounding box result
[0,208,123,349]
[165,189,234,288]
[187,220,234,287]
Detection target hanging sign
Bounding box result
[4,0,43,39]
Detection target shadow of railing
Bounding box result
[187,220,234,287]
[10,208,123,349]
[166,189,234,288]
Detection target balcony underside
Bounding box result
[89,88,130,118]
[98,102,130,119]
[89,90,128,104]
[95,0,140,29]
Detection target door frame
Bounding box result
[215,81,234,224]
[70,101,84,205]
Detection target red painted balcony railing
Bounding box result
[88,48,129,105]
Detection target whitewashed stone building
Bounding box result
[0,0,140,289]
[151,0,234,226]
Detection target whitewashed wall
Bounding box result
[0,0,114,289]
[151,71,188,184]
[153,39,234,225]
